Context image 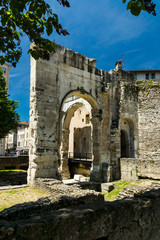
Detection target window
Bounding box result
[0,138,2,144]
[151,73,155,79]
[134,74,137,80]
[18,142,20,146]
[86,114,90,124]
[146,73,149,80]
[82,119,84,122]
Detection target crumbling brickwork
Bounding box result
[28,43,160,184]
[1,181,160,240]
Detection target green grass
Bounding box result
[0,169,26,176]
[103,180,142,201]
[0,169,26,172]
[0,187,49,211]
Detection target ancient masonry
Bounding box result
[28,43,160,185]
[2,180,160,240]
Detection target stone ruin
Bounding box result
[1,43,160,240]
[2,179,160,240]
[28,43,160,185]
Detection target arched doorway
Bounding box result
[120,118,135,158]
[59,91,102,180]
[70,106,92,160]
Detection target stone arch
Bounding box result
[61,90,100,111]
[120,118,135,158]
[60,102,85,179]
[63,103,84,129]
[59,90,102,180]
[28,44,112,185]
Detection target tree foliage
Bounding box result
[123,0,156,16]
[0,68,19,138]
[0,0,157,67]
[0,0,70,67]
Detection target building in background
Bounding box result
[61,96,92,160]
[5,121,29,156]
[0,64,11,155]
[1,64,11,88]
[6,130,17,154]
[16,121,29,155]
[128,69,160,81]
[69,105,92,160]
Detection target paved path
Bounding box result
[0,184,28,191]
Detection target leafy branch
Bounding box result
[0,0,70,67]
[123,0,156,16]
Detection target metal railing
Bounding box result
[68,152,92,161]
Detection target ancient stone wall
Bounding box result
[108,70,138,180]
[1,182,160,239]
[0,156,28,170]
[119,83,160,181]
[28,43,160,184]
[137,84,160,160]
[121,158,160,180]
[28,43,112,184]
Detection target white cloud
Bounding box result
[10,73,26,78]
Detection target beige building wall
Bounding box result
[128,70,160,82]
[5,130,17,152]
[68,106,92,157]
[17,122,29,154]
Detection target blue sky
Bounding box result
[8,0,160,121]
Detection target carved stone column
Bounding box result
[61,129,70,179]
[90,109,102,182]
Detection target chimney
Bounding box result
[115,60,122,70]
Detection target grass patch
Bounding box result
[0,186,49,211]
[103,180,142,201]
[0,169,26,176]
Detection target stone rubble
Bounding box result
[1,181,160,239]
[117,181,160,200]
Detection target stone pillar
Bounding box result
[110,128,121,180]
[60,129,70,179]
[28,57,61,185]
[90,110,102,182]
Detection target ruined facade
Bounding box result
[28,44,160,185]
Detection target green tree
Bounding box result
[0,0,70,67]
[0,68,19,138]
[123,0,156,16]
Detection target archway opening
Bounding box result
[69,105,92,160]
[60,93,99,180]
[120,118,135,158]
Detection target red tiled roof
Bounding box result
[127,69,160,73]
[18,121,29,126]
